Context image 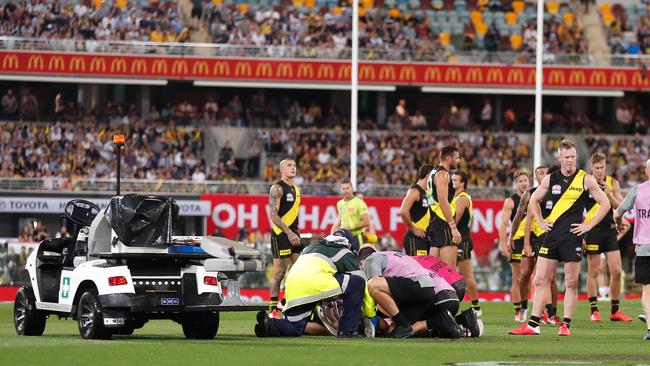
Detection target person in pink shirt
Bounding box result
[358,245,479,338]
[614,158,650,340]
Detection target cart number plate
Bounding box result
[161,298,179,305]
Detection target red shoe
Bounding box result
[590,310,601,322]
[540,311,549,324]
[268,309,283,319]
[509,323,540,335]
[610,310,633,322]
[548,315,562,326]
[558,323,571,336]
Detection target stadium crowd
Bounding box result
[0,0,190,50]
[0,119,208,185]
[260,128,530,187]
[203,0,585,62]
[0,0,587,63]
[601,1,650,57]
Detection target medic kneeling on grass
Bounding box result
[357,245,481,338]
[254,229,375,338]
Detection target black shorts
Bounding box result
[271,231,303,259]
[385,277,435,323]
[510,239,524,263]
[428,216,454,248]
[635,256,650,285]
[585,228,618,255]
[456,235,473,262]
[452,279,466,301]
[538,234,583,263]
[404,231,430,256]
[427,289,460,317]
[530,235,544,258]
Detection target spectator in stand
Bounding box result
[247,139,262,178]
[18,225,32,243]
[56,226,70,239]
[410,110,427,129]
[616,103,634,134]
[219,140,235,165]
[32,220,49,241]
[1,89,18,119]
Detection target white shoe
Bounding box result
[640,314,647,323]
[363,317,376,338]
[516,308,528,322]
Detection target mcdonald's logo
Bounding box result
[235,61,252,77]
[276,63,293,78]
[297,63,314,79]
[378,65,396,81]
[213,61,230,76]
[548,70,565,85]
[527,69,536,84]
[152,59,168,74]
[49,56,65,72]
[337,64,351,80]
[131,59,148,74]
[110,58,127,73]
[2,54,19,69]
[255,62,273,78]
[27,55,44,70]
[399,66,416,82]
[70,56,86,72]
[172,60,188,75]
[90,58,106,73]
[359,65,376,80]
[191,60,209,76]
[632,72,647,87]
[466,67,484,83]
[610,71,627,86]
[568,70,586,85]
[317,64,335,79]
[507,69,524,84]
[424,66,442,82]
[588,71,607,86]
[445,67,462,82]
[486,69,503,84]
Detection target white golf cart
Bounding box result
[14,194,267,340]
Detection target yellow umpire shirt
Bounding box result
[336,196,369,237]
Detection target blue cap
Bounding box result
[332,228,353,245]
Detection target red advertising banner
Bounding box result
[200,194,504,257]
[1,51,649,90]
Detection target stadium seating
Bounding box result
[260,129,531,187]
[0,120,206,183]
[598,1,650,55]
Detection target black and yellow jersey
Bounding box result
[512,187,545,240]
[271,180,301,235]
[585,175,614,231]
[409,184,431,231]
[541,169,589,238]
[509,192,521,223]
[451,191,472,237]
[427,165,455,222]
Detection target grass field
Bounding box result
[1,301,648,365]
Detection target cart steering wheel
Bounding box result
[64,199,101,227]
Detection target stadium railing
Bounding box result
[0,178,514,198]
[0,36,646,65]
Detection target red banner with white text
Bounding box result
[200,194,504,257]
